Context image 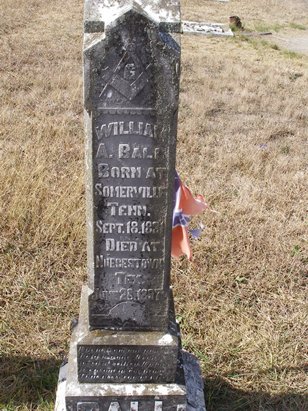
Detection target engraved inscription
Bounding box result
[98,287,163,302]
[104,239,161,252]
[118,143,160,159]
[95,121,157,140]
[96,164,167,180]
[95,185,166,198]
[69,400,187,410]
[77,403,99,411]
[107,402,139,411]
[95,256,164,269]
[78,346,177,383]
[90,112,171,330]
[106,204,149,217]
[95,221,163,235]
[97,164,142,179]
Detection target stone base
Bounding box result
[55,286,206,410]
[76,286,181,384]
[55,351,206,411]
[77,286,181,383]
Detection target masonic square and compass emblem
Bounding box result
[99,49,153,104]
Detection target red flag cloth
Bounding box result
[172,173,207,259]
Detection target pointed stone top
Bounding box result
[84,0,181,33]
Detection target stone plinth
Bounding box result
[56,287,187,409]
[56,351,205,411]
[76,287,182,384]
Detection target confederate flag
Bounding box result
[172,172,207,260]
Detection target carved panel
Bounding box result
[84,9,180,331]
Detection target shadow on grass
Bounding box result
[205,371,308,411]
[0,355,61,407]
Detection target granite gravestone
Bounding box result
[55,1,206,410]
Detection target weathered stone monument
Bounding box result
[55,1,206,409]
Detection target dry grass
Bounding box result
[0,0,307,410]
[182,0,308,30]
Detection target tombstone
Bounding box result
[55,1,206,410]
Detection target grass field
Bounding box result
[0,0,307,410]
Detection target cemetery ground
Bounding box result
[0,0,307,410]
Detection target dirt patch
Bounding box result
[271,30,308,55]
